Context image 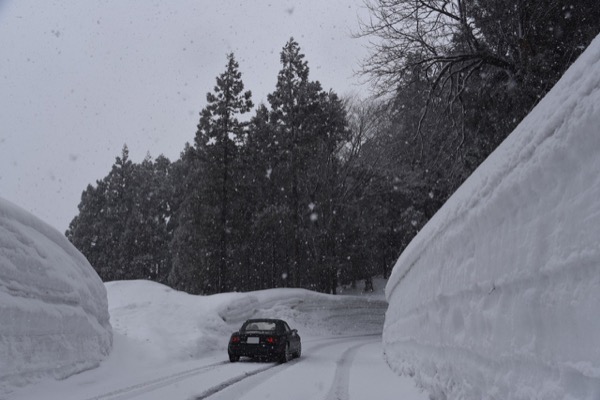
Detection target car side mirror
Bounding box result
[292,329,297,335]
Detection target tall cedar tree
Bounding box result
[194,53,253,293]
[264,38,349,290]
[241,104,289,290]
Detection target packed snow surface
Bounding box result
[0,197,112,396]
[383,35,600,399]
[105,279,387,362]
[6,278,428,400]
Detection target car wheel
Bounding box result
[229,353,240,362]
[279,343,291,363]
[294,342,301,359]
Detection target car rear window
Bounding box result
[243,321,277,332]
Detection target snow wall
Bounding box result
[383,35,600,400]
[0,198,112,394]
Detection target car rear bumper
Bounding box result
[228,343,285,358]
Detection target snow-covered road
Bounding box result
[6,280,428,400]
[10,335,425,400]
[196,335,421,400]
[146,336,422,400]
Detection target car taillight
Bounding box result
[266,337,277,344]
[231,335,240,343]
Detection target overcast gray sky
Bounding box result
[0,0,372,232]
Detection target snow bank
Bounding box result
[8,280,389,400]
[384,35,600,400]
[0,198,112,395]
[106,279,386,362]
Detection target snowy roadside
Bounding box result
[6,278,395,400]
[104,277,388,363]
[0,197,112,398]
[2,193,415,400]
[383,34,600,400]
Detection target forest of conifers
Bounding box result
[66,0,599,295]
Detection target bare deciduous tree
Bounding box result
[358,0,599,139]
[358,0,512,94]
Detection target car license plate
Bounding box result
[247,337,259,344]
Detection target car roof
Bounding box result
[244,318,285,323]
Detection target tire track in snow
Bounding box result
[82,361,229,400]
[194,335,379,400]
[192,363,280,400]
[324,339,377,400]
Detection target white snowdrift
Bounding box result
[106,279,387,362]
[0,197,112,395]
[384,35,600,399]
[7,279,390,400]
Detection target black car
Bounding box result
[228,318,301,363]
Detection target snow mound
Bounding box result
[8,280,389,400]
[0,197,112,395]
[106,280,387,362]
[384,35,600,399]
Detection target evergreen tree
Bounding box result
[253,38,350,291]
[265,38,315,287]
[123,153,172,282]
[66,179,115,280]
[67,145,173,283]
[167,144,209,293]
[68,42,411,294]
[241,104,292,290]
[190,53,253,293]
